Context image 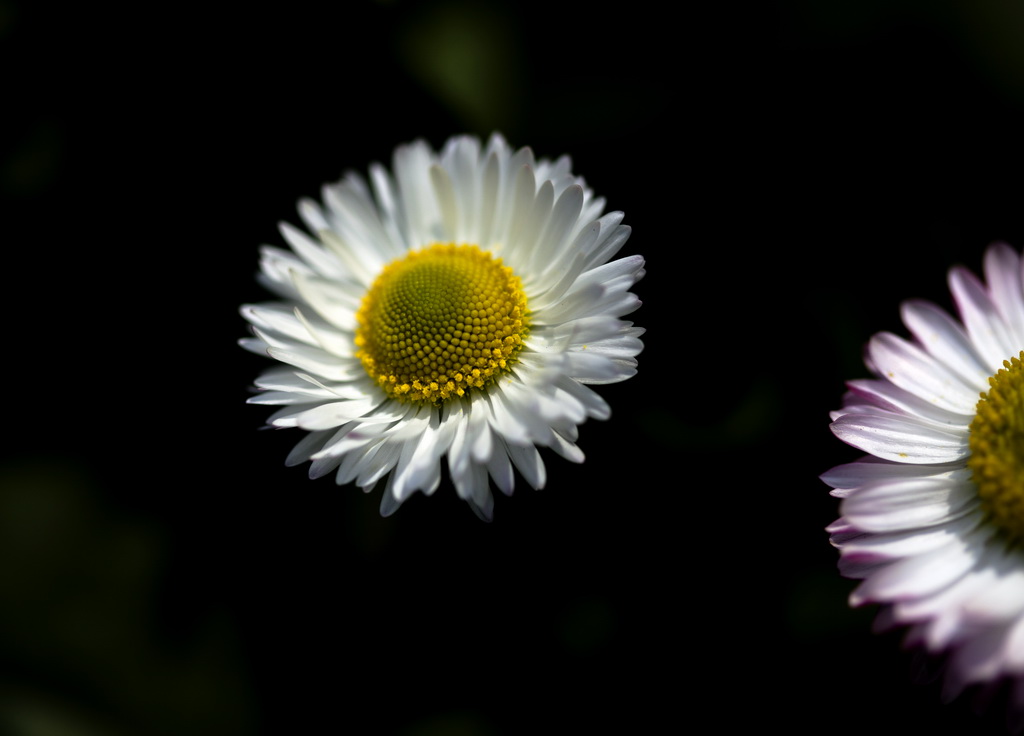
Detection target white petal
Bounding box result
[486,445,515,497]
[843,378,972,428]
[820,457,969,491]
[961,549,1024,623]
[379,473,403,517]
[533,282,606,325]
[527,183,584,275]
[502,163,540,259]
[468,397,494,463]
[241,303,317,346]
[945,615,1022,694]
[546,431,585,464]
[367,163,403,250]
[290,307,353,357]
[477,148,502,247]
[467,487,495,522]
[317,228,379,286]
[392,139,441,246]
[269,398,383,430]
[949,264,1019,369]
[529,251,588,311]
[510,179,554,267]
[429,163,459,242]
[554,375,611,421]
[442,135,482,239]
[830,412,969,463]
[838,512,981,561]
[265,344,362,382]
[284,429,333,467]
[849,531,981,605]
[867,331,982,413]
[984,241,1024,350]
[584,218,631,269]
[277,221,345,280]
[503,438,546,490]
[841,477,978,532]
[900,298,991,388]
[483,389,531,446]
[565,350,637,384]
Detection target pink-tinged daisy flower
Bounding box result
[239,134,644,520]
[823,241,1024,731]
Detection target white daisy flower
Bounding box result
[823,241,1024,730]
[239,133,644,520]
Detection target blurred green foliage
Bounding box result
[2,121,62,198]
[396,1,526,138]
[0,462,254,736]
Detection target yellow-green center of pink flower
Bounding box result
[968,350,1024,544]
[354,243,529,404]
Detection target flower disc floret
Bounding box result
[354,243,529,403]
[968,350,1024,544]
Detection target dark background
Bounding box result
[3,0,1024,733]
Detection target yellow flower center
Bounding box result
[968,350,1024,544]
[354,243,529,404]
